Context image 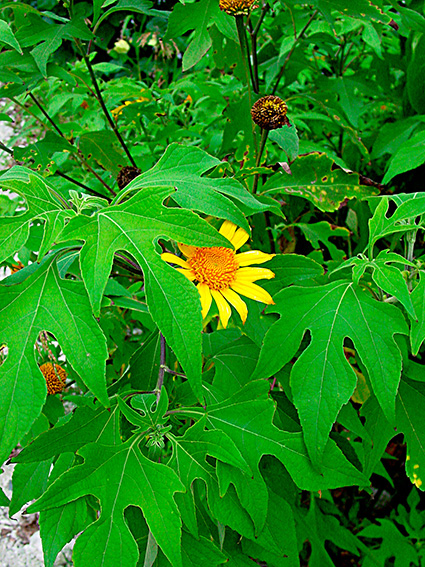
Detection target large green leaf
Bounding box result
[253,281,408,465]
[165,0,236,70]
[396,375,425,491]
[410,276,425,355]
[58,186,230,398]
[168,418,254,538]
[262,153,378,212]
[28,437,185,567]
[0,166,73,262]
[313,0,390,23]
[382,131,425,184]
[0,255,108,465]
[368,193,425,253]
[334,250,416,318]
[0,19,23,53]
[15,404,120,464]
[115,144,269,230]
[183,381,367,494]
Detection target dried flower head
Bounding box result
[117,166,141,190]
[219,0,255,16]
[251,95,290,130]
[40,362,67,395]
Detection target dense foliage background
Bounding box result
[1,0,425,565]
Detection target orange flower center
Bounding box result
[189,247,238,290]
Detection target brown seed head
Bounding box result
[219,0,255,16]
[40,362,67,395]
[117,166,141,190]
[251,95,290,130]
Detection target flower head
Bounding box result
[113,39,130,54]
[40,362,67,395]
[219,0,255,16]
[162,221,275,328]
[251,95,290,130]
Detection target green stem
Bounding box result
[27,92,65,138]
[235,15,253,110]
[252,128,269,193]
[76,41,138,168]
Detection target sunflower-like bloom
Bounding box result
[162,221,275,328]
[219,0,255,16]
[40,362,67,395]
[251,95,290,130]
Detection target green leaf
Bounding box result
[358,519,419,567]
[268,122,299,162]
[156,531,227,567]
[204,334,260,400]
[407,35,425,114]
[262,153,378,212]
[9,459,53,515]
[294,221,350,261]
[0,166,74,262]
[360,395,395,479]
[185,381,367,493]
[39,453,96,567]
[382,131,425,184]
[15,405,120,464]
[168,417,253,538]
[335,250,416,318]
[0,257,109,465]
[313,0,390,24]
[410,275,425,355]
[78,130,125,176]
[94,0,155,30]
[28,438,185,567]
[368,193,425,252]
[13,131,76,175]
[30,25,64,77]
[253,281,408,465]
[58,186,230,398]
[241,487,299,566]
[117,144,268,231]
[262,254,323,296]
[129,332,161,391]
[396,375,425,491]
[0,19,23,53]
[165,0,234,70]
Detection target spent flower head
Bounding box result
[251,95,290,130]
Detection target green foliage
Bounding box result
[1,0,425,566]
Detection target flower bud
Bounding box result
[113,39,130,54]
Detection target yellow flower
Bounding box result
[161,221,275,328]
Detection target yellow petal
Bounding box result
[197,283,212,319]
[220,287,248,324]
[176,268,196,281]
[236,250,275,267]
[230,281,274,305]
[178,243,196,258]
[161,252,191,269]
[235,267,275,282]
[219,220,238,242]
[210,289,232,328]
[231,227,249,250]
